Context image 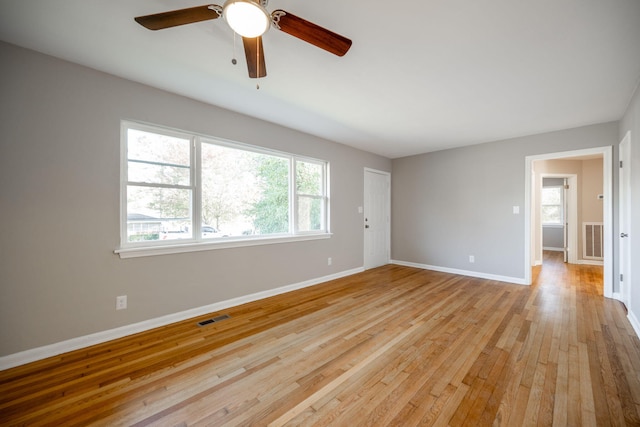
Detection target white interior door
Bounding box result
[619,132,631,305]
[364,169,390,269]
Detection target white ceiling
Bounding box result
[1,0,639,158]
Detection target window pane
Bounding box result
[541,187,561,205]
[127,185,192,242]
[541,187,563,224]
[128,129,190,186]
[201,143,289,236]
[296,161,323,195]
[298,196,323,231]
[541,205,562,224]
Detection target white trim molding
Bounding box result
[116,233,332,259]
[391,260,527,285]
[0,267,363,371]
[627,311,640,340]
[578,259,604,266]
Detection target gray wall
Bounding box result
[391,122,619,280]
[543,227,564,249]
[0,42,391,357]
[620,82,640,327]
[543,178,565,186]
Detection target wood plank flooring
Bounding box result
[2,252,640,426]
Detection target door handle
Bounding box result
[621,233,629,238]
[365,225,370,229]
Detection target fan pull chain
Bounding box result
[231,32,237,65]
[256,38,260,90]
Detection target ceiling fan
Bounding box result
[135,0,352,79]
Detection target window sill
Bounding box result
[115,233,332,259]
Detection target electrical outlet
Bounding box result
[469,255,475,263]
[116,295,127,310]
[328,257,332,266]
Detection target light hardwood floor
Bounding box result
[2,252,640,426]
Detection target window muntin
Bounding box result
[121,122,329,250]
[541,186,563,225]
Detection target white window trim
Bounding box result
[115,233,332,259]
[117,120,331,258]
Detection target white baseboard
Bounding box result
[577,259,604,266]
[390,260,527,285]
[627,310,640,340]
[0,267,364,371]
[611,294,640,340]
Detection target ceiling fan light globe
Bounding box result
[223,0,270,38]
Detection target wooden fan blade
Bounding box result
[242,37,267,78]
[272,10,352,56]
[135,5,221,30]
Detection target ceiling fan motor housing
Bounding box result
[223,0,271,38]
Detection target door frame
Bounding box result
[538,173,578,265]
[363,168,391,269]
[524,146,613,297]
[619,131,631,305]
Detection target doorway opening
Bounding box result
[539,174,577,265]
[524,146,612,297]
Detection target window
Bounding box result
[119,122,329,256]
[541,186,563,225]
[296,160,326,233]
